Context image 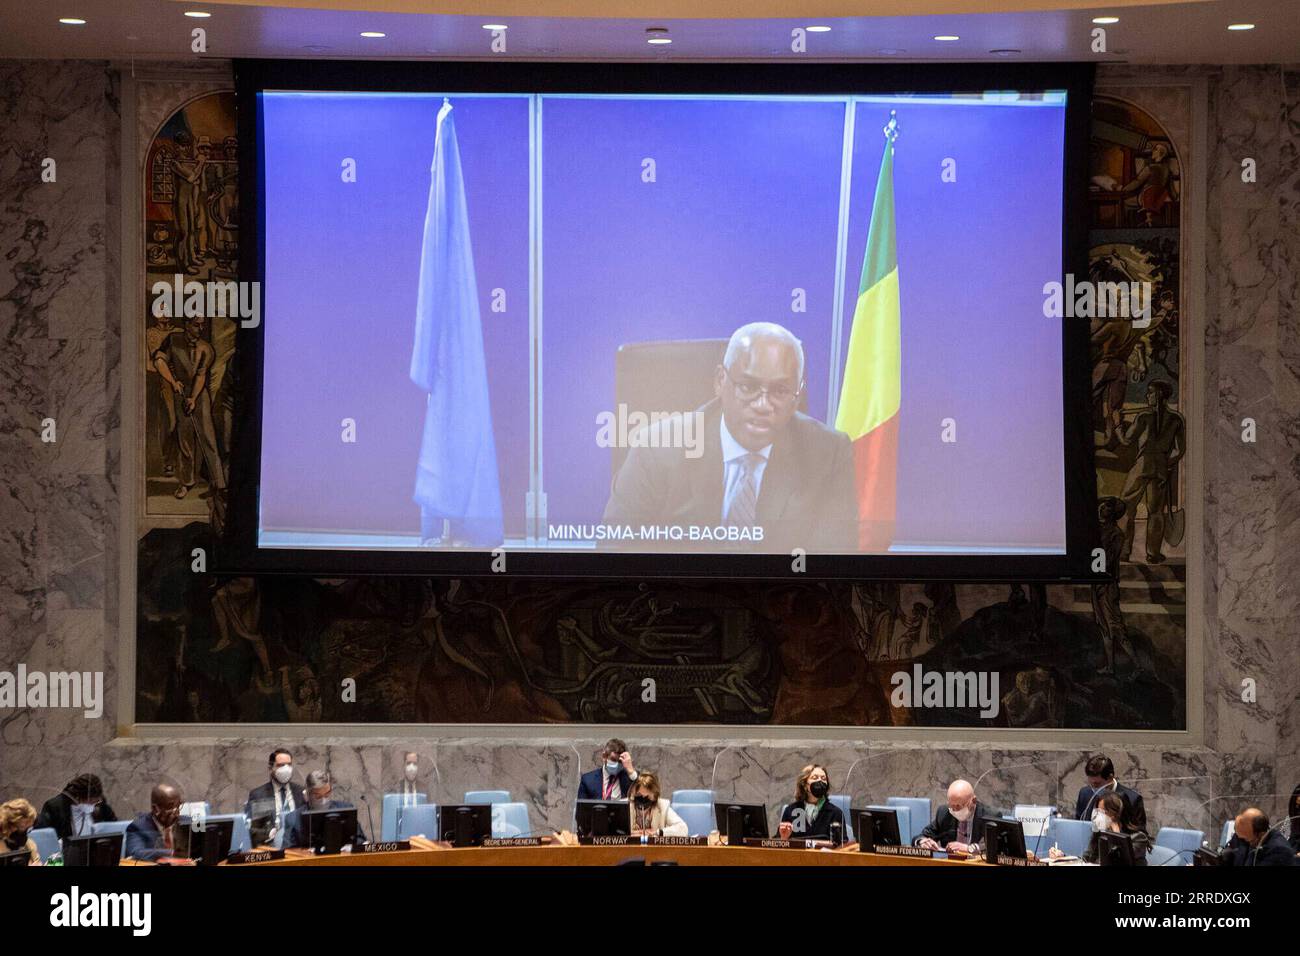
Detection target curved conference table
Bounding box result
[189,837,998,867]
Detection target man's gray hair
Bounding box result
[305,770,331,790]
[723,322,805,381]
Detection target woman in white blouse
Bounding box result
[629,771,689,838]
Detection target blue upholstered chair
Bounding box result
[671,802,714,836]
[395,804,439,840]
[671,789,713,805]
[1154,827,1204,859]
[491,802,529,838]
[91,819,132,860]
[1146,844,1181,866]
[1047,817,1092,858]
[29,827,60,863]
[465,789,510,805]
[886,797,932,844]
[382,792,428,841]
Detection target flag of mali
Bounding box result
[834,135,900,552]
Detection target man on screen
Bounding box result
[602,322,858,553]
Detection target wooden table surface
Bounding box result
[217,839,989,867]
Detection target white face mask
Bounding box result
[404,763,418,782]
[273,764,293,785]
[951,805,973,823]
[1092,812,1111,832]
[310,794,331,810]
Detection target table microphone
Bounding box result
[358,794,375,845]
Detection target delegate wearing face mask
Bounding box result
[915,780,992,854]
[244,751,306,849]
[35,775,118,842]
[778,767,846,842]
[284,771,366,848]
[578,742,639,802]
[399,758,422,807]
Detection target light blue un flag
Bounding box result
[410,100,503,546]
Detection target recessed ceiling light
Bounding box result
[806,26,831,33]
[482,23,508,30]
[648,37,672,45]
[1227,23,1255,31]
[877,48,905,56]
[1092,16,1119,25]
[58,17,86,25]
[934,35,960,42]
[990,49,1021,57]
[184,10,211,17]
[360,32,385,38]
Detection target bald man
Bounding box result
[124,783,190,863]
[1221,809,1296,866]
[915,780,1003,855]
[602,322,859,553]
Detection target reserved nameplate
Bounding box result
[864,844,935,858]
[996,855,1047,867]
[481,837,545,848]
[226,849,285,864]
[358,840,411,853]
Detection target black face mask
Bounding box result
[634,796,655,808]
[6,829,29,849]
[809,781,829,799]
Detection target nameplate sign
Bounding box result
[358,841,411,853]
[576,835,711,847]
[744,838,833,850]
[996,855,1048,867]
[481,837,546,848]
[863,844,935,859]
[226,849,285,865]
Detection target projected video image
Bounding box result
[257,90,1067,555]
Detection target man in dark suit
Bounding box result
[124,783,189,863]
[602,322,860,554]
[282,770,365,849]
[35,773,117,841]
[244,747,306,848]
[1075,754,1147,834]
[915,780,1002,855]
[577,738,638,802]
[1222,809,1296,866]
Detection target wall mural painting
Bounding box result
[136,91,1189,730]
[142,91,238,531]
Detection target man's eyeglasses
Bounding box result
[724,369,802,407]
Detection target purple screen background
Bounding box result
[259,92,1066,550]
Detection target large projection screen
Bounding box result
[227,61,1098,580]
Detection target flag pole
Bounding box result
[826,97,858,424]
